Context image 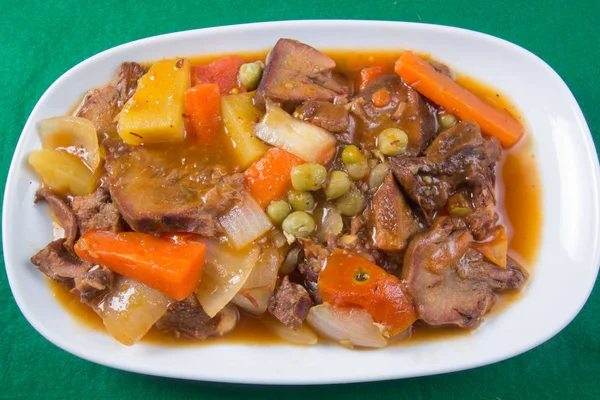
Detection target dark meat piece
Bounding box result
[367,172,421,252]
[464,186,499,240]
[350,75,436,155]
[255,39,351,109]
[391,121,501,226]
[76,85,119,137]
[403,217,528,328]
[116,62,148,106]
[103,140,243,235]
[294,101,350,133]
[76,62,147,137]
[30,239,113,302]
[155,295,238,339]
[268,276,313,330]
[298,238,330,302]
[70,177,123,235]
[34,188,78,249]
[73,265,114,303]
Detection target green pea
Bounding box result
[439,113,457,131]
[238,61,265,90]
[345,159,370,180]
[378,128,409,156]
[287,190,315,211]
[291,163,328,191]
[266,200,291,224]
[368,163,390,189]
[335,189,366,216]
[341,145,367,165]
[282,211,316,238]
[324,170,352,200]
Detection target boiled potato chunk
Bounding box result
[39,116,100,171]
[28,149,97,196]
[221,92,268,169]
[117,58,190,145]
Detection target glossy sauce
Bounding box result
[49,49,542,346]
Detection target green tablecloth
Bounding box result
[2,0,598,398]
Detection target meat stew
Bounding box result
[29,39,541,348]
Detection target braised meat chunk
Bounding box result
[294,101,350,133]
[350,75,436,155]
[403,217,528,328]
[367,172,421,252]
[70,177,123,235]
[103,140,243,235]
[31,239,113,302]
[391,121,501,234]
[255,39,351,109]
[34,188,78,249]
[268,276,313,329]
[156,296,238,339]
[76,62,147,137]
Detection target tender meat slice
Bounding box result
[70,177,123,235]
[103,140,243,235]
[403,217,528,328]
[155,296,238,339]
[255,39,351,109]
[35,188,78,249]
[390,121,501,221]
[76,85,119,137]
[116,62,148,106]
[294,101,350,132]
[30,239,113,302]
[367,173,421,251]
[298,238,330,302]
[268,276,313,330]
[76,61,147,137]
[73,265,114,303]
[350,75,436,155]
[464,186,499,240]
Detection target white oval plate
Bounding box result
[4,20,600,385]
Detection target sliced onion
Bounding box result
[314,206,343,243]
[219,193,273,250]
[93,276,171,346]
[306,303,388,348]
[39,116,100,171]
[281,246,302,275]
[264,315,318,345]
[255,104,336,164]
[195,238,260,317]
[232,247,282,315]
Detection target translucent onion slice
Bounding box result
[219,193,273,250]
[195,238,260,317]
[232,247,282,315]
[93,276,171,346]
[263,315,318,345]
[255,104,336,164]
[306,303,388,348]
[39,116,100,171]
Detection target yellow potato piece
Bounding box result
[39,116,100,171]
[117,58,190,145]
[28,149,97,196]
[221,92,268,169]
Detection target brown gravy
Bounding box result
[48,49,542,347]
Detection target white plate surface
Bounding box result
[3,20,599,384]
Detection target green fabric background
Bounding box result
[1,0,599,398]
